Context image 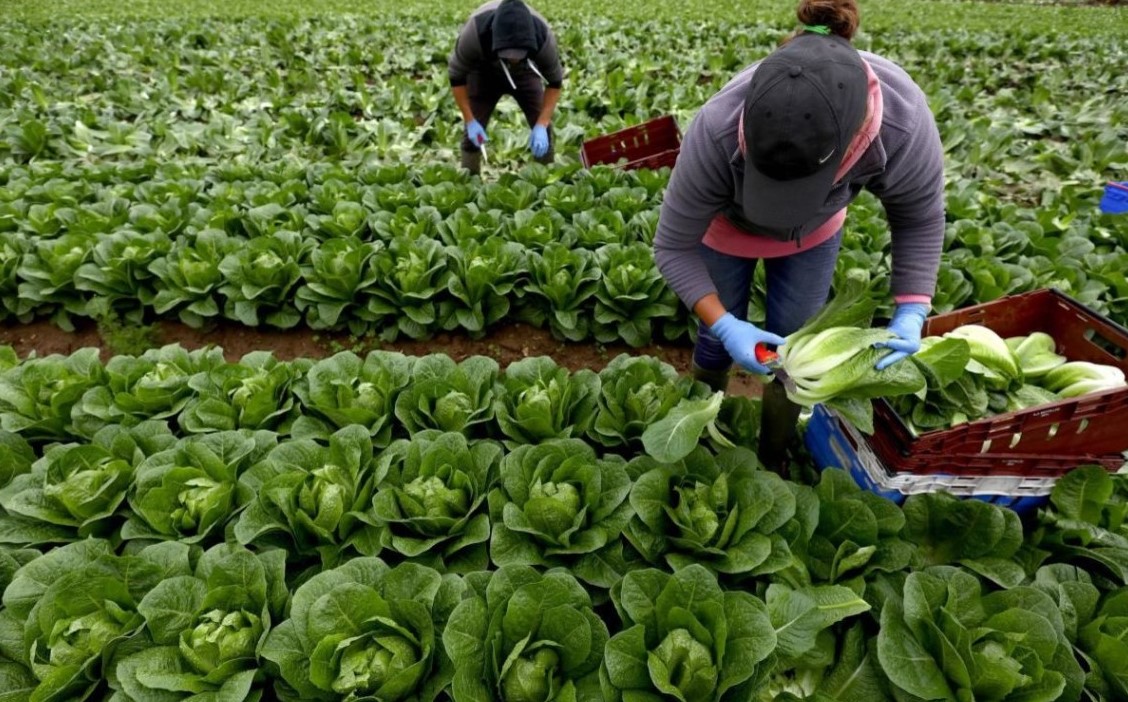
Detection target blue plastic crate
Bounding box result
[1100,181,1128,214]
[803,405,1052,515]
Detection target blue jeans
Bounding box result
[694,230,843,371]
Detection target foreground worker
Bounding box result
[653,0,945,473]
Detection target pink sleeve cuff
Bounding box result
[895,294,933,307]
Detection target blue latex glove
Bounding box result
[465,119,488,146]
[529,124,550,158]
[710,313,787,375]
[874,302,930,370]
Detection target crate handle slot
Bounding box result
[1008,432,1022,449]
[1083,327,1126,361]
[1045,422,1060,439]
[981,439,993,453]
[1076,418,1089,434]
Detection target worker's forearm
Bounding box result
[693,293,727,327]
[537,87,561,126]
[452,85,475,122]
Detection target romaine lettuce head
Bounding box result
[394,355,498,437]
[0,422,176,543]
[877,568,1081,701]
[114,544,288,701]
[588,354,705,450]
[234,425,380,565]
[123,429,277,544]
[365,431,500,571]
[262,558,465,702]
[494,356,600,446]
[625,447,802,578]
[1042,361,1126,398]
[71,344,224,437]
[181,351,308,433]
[488,439,633,587]
[294,350,414,447]
[2,540,192,702]
[600,564,776,702]
[0,347,105,442]
[444,566,608,702]
[944,324,1024,390]
[1006,332,1067,378]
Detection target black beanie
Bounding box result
[491,0,537,56]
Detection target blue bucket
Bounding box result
[1100,181,1128,214]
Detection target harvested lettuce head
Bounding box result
[943,324,1023,390]
[775,274,927,433]
[1042,361,1127,398]
[1006,332,1067,378]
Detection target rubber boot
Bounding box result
[461,150,482,176]
[757,380,802,478]
[691,360,731,394]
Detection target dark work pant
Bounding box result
[461,63,554,163]
[691,231,844,474]
[693,230,844,371]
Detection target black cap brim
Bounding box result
[741,149,841,229]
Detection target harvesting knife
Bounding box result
[754,344,797,394]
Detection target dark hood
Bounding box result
[491,0,537,55]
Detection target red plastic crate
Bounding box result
[580,116,681,171]
[867,420,1124,478]
[873,288,1128,461]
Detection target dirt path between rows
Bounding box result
[0,319,764,397]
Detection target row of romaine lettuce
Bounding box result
[0,163,667,241]
[2,427,783,583]
[3,147,1126,326]
[0,346,753,458]
[0,397,1065,586]
[4,228,698,345]
[1,452,1125,702]
[4,206,1126,352]
[4,159,1126,340]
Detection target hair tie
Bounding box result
[802,24,831,35]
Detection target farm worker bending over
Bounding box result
[448,0,564,175]
[654,0,945,474]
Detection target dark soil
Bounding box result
[0,319,765,398]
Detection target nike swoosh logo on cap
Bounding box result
[818,148,836,164]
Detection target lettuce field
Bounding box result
[1,0,1127,700]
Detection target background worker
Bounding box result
[447,0,564,175]
[653,0,946,473]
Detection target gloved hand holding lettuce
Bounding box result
[873,302,929,370]
[766,275,931,433]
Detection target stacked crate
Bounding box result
[806,289,1128,514]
